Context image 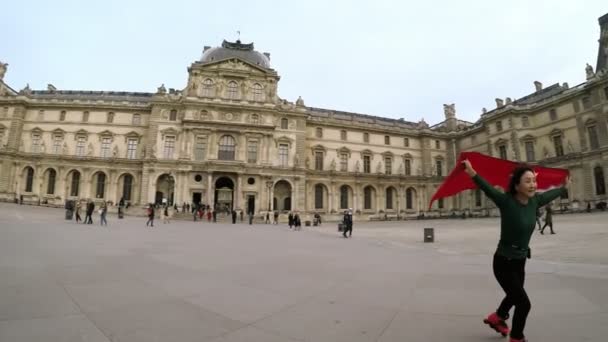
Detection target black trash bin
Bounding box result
[424,228,434,243]
[65,209,74,220]
[305,220,311,227]
[338,222,344,232]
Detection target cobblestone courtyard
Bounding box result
[1,203,607,341]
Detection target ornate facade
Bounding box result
[1,14,608,219]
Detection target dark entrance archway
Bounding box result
[156,174,175,205]
[215,177,234,214]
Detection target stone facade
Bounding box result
[1,15,608,219]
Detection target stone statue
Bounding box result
[417,118,428,129]
[19,84,31,95]
[495,98,504,107]
[294,154,300,167]
[150,145,157,158]
[112,145,118,158]
[157,83,166,94]
[355,160,360,172]
[296,96,305,107]
[19,139,24,151]
[40,141,46,153]
[0,61,7,81]
[482,108,487,114]
[586,63,595,79]
[305,156,310,168]
[398,163,404,175]
[376,162,383,174]
[506,97,512,104]
[443,103,456,118]
[567,140,574,153]
[87,143,94,156]
[266,80,276,100]
[240,80,248,96]
[562,82,569,89]
[330,159,336,171]
[47,84,57,92]
[62,142,68,155]
[543,146,549,159]
[215,78,225,96]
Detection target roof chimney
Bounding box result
[534,81,543,92]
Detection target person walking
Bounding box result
[163,206,170,224]
[293,212,301,231]
[212,209,217,223]
[75,202,82,223]
[231,209,237,224]
[240,210,244,222]
[540,206,555,234]
[462,159,568,342]
[342,209,353,238]
[273,211,279,225]
[288,212,294,229]
[85,201,95,224]
[265,212,270,224]
[535,208,542,230]
[99,202,108,226]
[146,205,155,227]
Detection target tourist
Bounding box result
[462,159,568,342]
[99,202,108,226]
[163,205,170,224]
[342,209,353,238]
[293,212,301,231]
[212,209,217,223]
[207,210,212,222]
[240,210,244,222]
[85,201,95,224]
[75,201,82,223]
[288,212,294,229]
[273,211,279,225]
[540,205,555,234]
[146,204,155,227]
[232,209,237,224]
[535,208,542,230]
[265,212,270,224]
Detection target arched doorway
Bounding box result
[156,174,175,205]
[273,180,292,212]
[405,187,417,211]
[215,176,234,213]
[118,173,134,203]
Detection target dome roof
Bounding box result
[200,40,271,69]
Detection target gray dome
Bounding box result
[201,40,270,68]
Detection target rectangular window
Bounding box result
[340,153,348,172]
[499,145,507,160]
[316,127,323,138]
[32,134,41,153]
[549,109,558,121]
[435,140,440,149]
[194,136,207,161]
[107,112,114,123]
[341,130,347,141]
[405,159,411,176]
[37,110,44,121]
[100,137,111,158]
[281,118,288,129]
[582,97,592,110]
[553,135,564,157]
[52,135,62,154]
[385,157,392,175]
[76,136,86,156]
[279,144,289,167]
[404,137,409,147]
[247,140,258,163]
[169,110,177,121]
[588,126,600,150]
[384,135,390,145]
[132,114,141,125]
[436,160,443,177]
[522,116,530,127]
[363,155,371,173]
[438,198,444,209]
[525,141,535,162]
[127,138,138,159]
[315,151,324,170]
[82,111,89,122]
[363,132,369,143]
[496,121,503,132]
[164,136,175,159]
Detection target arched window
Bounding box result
[122,174,133,201]
[595,166,606,195]
[46,169,56,195]
[252,83,263,101]
[315,184,324,209]
[218,135,236,160]
[280,118,288,129]
[169,109,177,121]
[364,186,373,210]
[202,79,214,97]
[340,185,349,209]
[70,171,80,197]
[386,187,394,209]
[96,173,106,198]
[406,188,414,209]
[227,81,239,99]
[25,167,34,192]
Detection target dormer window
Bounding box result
[169,109,177,121]
[227,81,239,99]
[252,83,263,101]
[202,79,214,97]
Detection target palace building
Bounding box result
[1,13,607,219]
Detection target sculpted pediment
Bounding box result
[204,58,268,75]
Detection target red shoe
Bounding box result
[509,337,527,342]
[483,312,509,337]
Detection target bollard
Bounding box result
[424,228,434,243]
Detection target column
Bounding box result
[235,174,242,209]
[139,168,150,204]
[328,183,334,212]
[207,173,213,206]
[293,178,298,211]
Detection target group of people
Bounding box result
[287,212,302,230]
[72,200,107,226]
[535,206,555,234]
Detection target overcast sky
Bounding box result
[2,0,607,124]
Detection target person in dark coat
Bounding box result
[288,212,294,229]
[146,205,155,227]
[85,201,95,224]
[232,210,237,224]
[240,210,244,222]
[273,211,279,225]
[265,212,270,224]
[293,213,302,231]
[535,207,542,230]
[342,209,353,238]
[540,206,555,234]
[212,209,217,223]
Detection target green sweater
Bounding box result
[472,174,567,259]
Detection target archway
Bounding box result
[405,187,417,211]
[274,180,292,212]
[339,184,353,210]
[156,174,175,205]
[118,173,135,203]
[215,176,234,213]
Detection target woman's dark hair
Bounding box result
[508,165,535,195]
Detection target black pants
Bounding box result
[540,221,554,234]
[85,213,92,224]
[493,254,530,340]
[343,225,352,237]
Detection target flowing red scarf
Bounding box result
[429,152,569,209]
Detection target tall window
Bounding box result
[340,130,347,141]
[192,136,205,161]
[384,135,390,145]
[363,155,371,173]
[385,157,392,175]
[364,186,373,210]
[96,173,106,198]
[595,166,606,195]
[227,81,239,99]
[132,113,141,125]
[70,171,80,197]
[218,135,235,160]
[496,121,503,132]
[76,136,86,157]
[46,169,56,195]
[436,160,443,176]
[107,112,114,123]
[164,136,176,159]
[438,198,444,209]
[127,138,138,159]
[280,118,288,129]
[315,151,324,170]
[316,127,323,138]
[386,188,394,209]
[582,97,592,110]
[549,109,558,120]
[31,134,41,153]
[37,110,44,121]
[363,133,369,143]
[60,111,66,121]
[340,185,349,209]
[435,140,441,149]
[247,140,258,163]
[52,135,62,154]
[202,79,214,97]
[169,110,177,121]
[475,189,482,207]
[252,83,263,101]
[100,137,111,158]
[604,87,608,101]
[314,184,324,209]
[25,167,34,192]
[404,137,409,147]
[406,188,413,209]
[122,174,133,201]
[499,145,507,160]
[82,111,89,122]
[340,153,348,172]
[588,126,600,150]
[279,144,289,167]
[522,116,530,127]
[525,141,535,162]
[405,159,411,176]
[553,135,564,157]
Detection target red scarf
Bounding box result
[429,152,569,209]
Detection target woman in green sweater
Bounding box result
[463,160,568,342]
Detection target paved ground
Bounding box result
[0,203,607,342]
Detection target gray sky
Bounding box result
[2,0,607,124]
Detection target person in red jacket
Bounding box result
[463,160,569,342]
